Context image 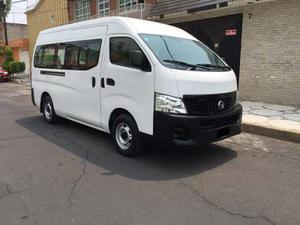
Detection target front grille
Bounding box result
[200,113,240,129]
[183,92,236,116]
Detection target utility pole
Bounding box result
[3,15,8,45]
[0,0,8,45]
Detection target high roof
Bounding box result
[39,16,196,40]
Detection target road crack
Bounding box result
[68,149,89,206]
[179,181,277,225]
[0,185,19,201]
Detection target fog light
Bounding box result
[172,126,188,141]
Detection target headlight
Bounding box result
[4,72,8,75]
[155,93,187,114]
[235,91,240,105]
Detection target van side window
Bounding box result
[110,37,142,68]
[56,44,66,69]
[34,39,102,70]
[66,44,80,70]
[65,40,102,70]
[41,45,56,68]
[34,46,43,68]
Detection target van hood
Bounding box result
[172,69,238,97]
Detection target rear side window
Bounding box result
[110,37,142,68]
[34,39,102,70]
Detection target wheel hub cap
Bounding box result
[44,102,52,120]
[115,123,132,150]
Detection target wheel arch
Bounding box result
[109,108,136,133]
[40,91,51,113]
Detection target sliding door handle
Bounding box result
[91,77,96,88]
[101,78,105,88]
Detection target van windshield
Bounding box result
[140,34,230,71]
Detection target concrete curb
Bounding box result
[242,123,300,144]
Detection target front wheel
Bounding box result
[111,114,143,157]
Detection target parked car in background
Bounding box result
[0,67,9,82]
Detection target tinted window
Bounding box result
[110,37,142,68]
[56,44,66,69]
[34,39,102,70]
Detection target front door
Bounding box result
[100,35,154,134]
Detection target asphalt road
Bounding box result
[0,82,299,225]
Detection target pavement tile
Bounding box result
[282,114,300,122]
[264,104,296,111]
[251,109,282,117]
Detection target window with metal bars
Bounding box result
[75,0,91,21]
[97,0,110,17]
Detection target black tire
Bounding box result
[111,114,143,157]
[42,96,57,124]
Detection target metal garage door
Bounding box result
[174,14,243,85]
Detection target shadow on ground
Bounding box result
[16,116,237,181]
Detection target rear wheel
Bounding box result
[111,114,143,157]
[42,96,57,124]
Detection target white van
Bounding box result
[31,17,242,157]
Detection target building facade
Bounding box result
[149,0,300,107]
[0,23,30,74]
[68,0,157,22]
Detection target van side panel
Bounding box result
[33,25,108,127]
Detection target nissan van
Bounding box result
[31,17,242,157]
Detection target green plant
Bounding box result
[5,61,26,75]
[4,47,14,61]
[0,0,12,19]
[2,61,10,72]
[9,61,18,74]
[17,62,25,73]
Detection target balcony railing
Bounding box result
[71,3,155,24]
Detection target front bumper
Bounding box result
[152,104,242,146]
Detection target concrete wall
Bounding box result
[150,0,300,107]
[239,0,300,107]
[0,23,28,42]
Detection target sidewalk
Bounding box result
[242,101,300,143]
[12,76,31,87]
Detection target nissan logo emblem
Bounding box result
[217,100,225,110]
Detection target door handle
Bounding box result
[101,78,105,88]
[92,77,96,88]
[106,78,115,86]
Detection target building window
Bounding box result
[97,0,110,17]
[119,0,144,13]
[75,0,91,21]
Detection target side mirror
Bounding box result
[130,50,143,68]
[130,50,151,72]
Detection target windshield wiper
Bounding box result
[196,64,231,71]
[163,60,210,70]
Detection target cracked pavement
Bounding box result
[0,82,299,225]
